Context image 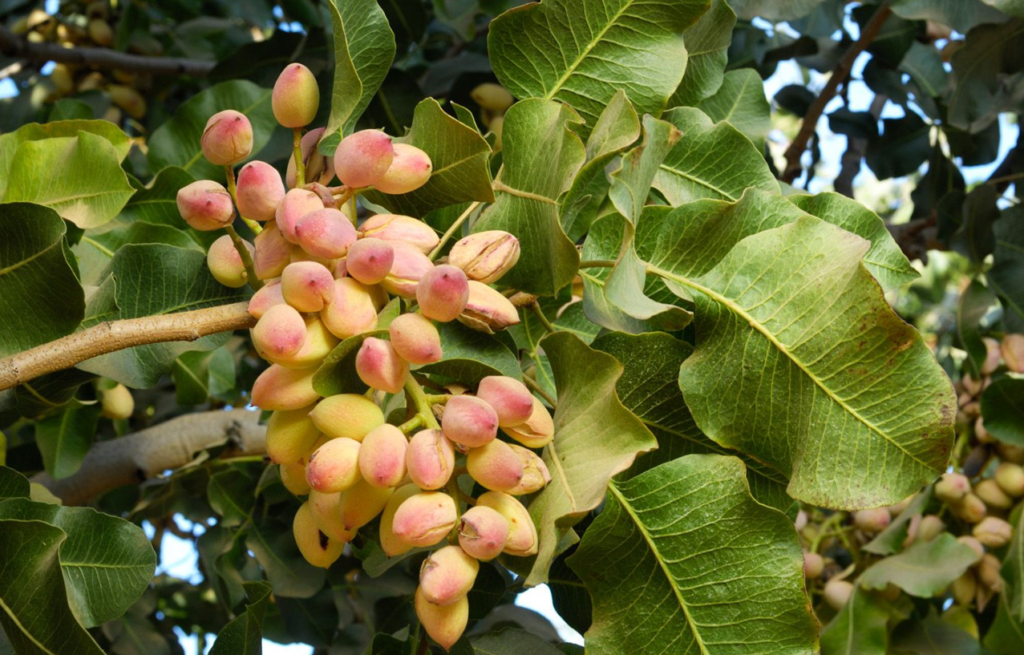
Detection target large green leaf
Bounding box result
[489,0,709,134]
[246,517,325,598]
[0,499,156,628]
[3,132,135,229]
[208,581,272,655]
[982,378,1024,446]
[593,331,791,510]
[990,206,1024,332]
[473,99,585,296]
[34,405,101,480]
[172,347,236,405]
[148,81,277,181]
[947,19,1024,133]
[669,0,736,106]
[362,99,494,217]
[695,68,769,150]
[525,331,657,585]
[324,0,396,139]
[568,454,817,654]
[819,586,890,655]
[0,466,30,500]
[419,320,522,384]
[985,591,1024,654]
[77,244,247,388]
[860,534,978,597]
[653,107,779,205]
[74,221,201,287]
[656,217,955,509]
[0,203,84,359]
[0,519,104,654]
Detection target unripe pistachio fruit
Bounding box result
[505,443,551,495]
[471,83,514,112]
[281,261,335,313]
[321,278,379,339]
[415,587,468,652]
[177,180,234,231]
[458,281,521,333]
[917,515,945,542]
[420,545,479,606]
[207,235,252,288]
[381,241,433,298]
[309,393,385,442]
[503,396,555,448]
[252,303,307,358]
[273,63,319,128]
[307,489,355,542]
[475,491,537,556]
[952,571,976,605]
[275,189,325,243]
[476,376,533,427]
[958,535,985,561]
[237,161,286,222]
[803,551,824,578]
[359,214,439,254]
[973,516,1013,548]
[374,144,432,195]
[202,109,253,166]
[467,439,524,492]
[995,462,1024,497]
[823,579,853,611]
[287,127,336,187]
[934,472,971,504]
[306,437,362,493]
[265,406,320,464]
[280,461,311,496]
[334,130,395,189]
[981,337,1002,375]
[293,502,344,568]
[101,383,134,420]
[355,337,409,394]
[975,479,1013,510]
[358,424,409,488]
[449,231,521,284]
[975,417,992,444]
[458,505,510,561]
[978,553,1004,591]
[852,507,891,534]
[337,478,394,531]
[251,364,320,411]
[441,395,499,448]
[389,313,443,365]
[254,223,291,279]
[345,238,394,285]
[955,493,987,524]
[380,484,421,556]
[109,85,147,120]
[417,265,470,323]
[295,208,357,259]
[87,18,114,46]
[406,429,456,490]
[266,318,337,369]
[391,491,458,548]
[1002,334,1024,373]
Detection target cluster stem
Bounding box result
[224,165,262,235]
[292,128,306,188]
[223,224,263,291]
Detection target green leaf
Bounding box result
[34,405,101,480]
[363,99,494,216]
[324,0,395,139]
[3,132,135,229]
[77,244,247,388]
[208,469,255,528]
[474,99,585,296]
[525,331,657,585]
[593,331,792,510]
[0,120,130,198]
[0,466,30,500]
[208,581,272,655]
[669,0,736,107]
[148,81,277,181]
[695,68,770,150]
[860,533,977,597]
[246,517,325,598]
[947,19,1024,133]
[653,107,779,205]
[985,591,1024,654]
[957,280,998,379]
[863,487,932,555]
[0,519,104,654]
[892,0,1010,31]
[657,217,955,509]
[981,378,1024,447]
[819,586,890,655]
[568,454,817,655]
[1001,502,1024,623]
[470,628,566,654]
[900,42,949,98]
[118,167,197,230]
[0,499,156,628]
[74,221,201,287]
[0,203,84,359]
[419,321,522,384]
[276,587,340,648]
[866,114,931,180]
[172,347,236,405]
[728,0,821,20]
[891,612,983,655]
[990,206,1024,333]
[489,0,709,135]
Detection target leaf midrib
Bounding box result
[608,481,710,655]
[657,162,737,201]
[651,264,935,471]
[0,240,60,278]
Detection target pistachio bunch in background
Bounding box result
[174,64,543,651]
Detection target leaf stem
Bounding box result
[579,259,616,269]
[529,303,557,335]
[522,372,557,409]
[224,165,262,235]
[429,201,481,261]
[292,128,306,188]
[404,376,440,429]
[424,394,451,404]
[397,414,424,435]
[223,224,263,291]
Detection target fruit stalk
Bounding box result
[223,223,263,290]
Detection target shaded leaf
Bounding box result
[247,517,325,598]
[0,466,29,500]
[981,378,1024,447]
[990,206,1024,332]
[419,320,522,384]
[860,533,977,597]
[34,405,101,480]
[947,19,1024,133]
[696,68,770,150]
[470,628,565,654]
[207,468,255,528]
[669,0,737,107]
[863,487,932,555]
[820,586,890,655]
[866,114,931,180]
[208,581,272,655]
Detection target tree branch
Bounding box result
[0,26,215,77]
[32,409,266,505]
[0,303,255,391]
[781,1,891,184]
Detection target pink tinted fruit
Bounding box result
[275,189,324,243]
[281,261,335,313]
[334,130,395,188]
[417,265,470,322]
[272,63,319,128]
[236,161,285,222]
[252,303,307,358]
[177,180,234,231]
[476,376,533,427]
[295,208,357,259]
[374,144,432,195]
[355,337,409,393]
[346,238,394,285]
[441,395,498,448]
[388,313,443,365]
[201,109,253,166]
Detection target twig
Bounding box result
[781,1,892,184]
[529,303,557,335]
[0,303,255,391]
[0,26,214,76]
[522,372,557,409]
[292,128,306,188]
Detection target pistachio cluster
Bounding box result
[173,63,547,650]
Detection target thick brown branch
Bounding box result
[0,26,215,77]
[32,409,266,505]
[0,303,255,391]
[782,1,892,184]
